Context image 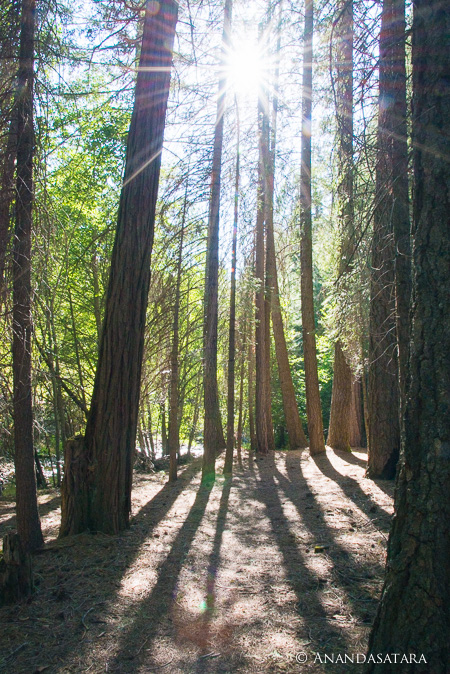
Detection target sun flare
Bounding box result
[225,40,267,96]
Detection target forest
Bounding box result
[0,0,449,671]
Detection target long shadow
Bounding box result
[106,482,214,672]
[0,495,61,537]
[276,453,386,625]
[254,454,347,652]
[329,449,396,498]
[312,452,393,522]
[2,459,203,674]
[333,448,368,469]
[194,479,237,673]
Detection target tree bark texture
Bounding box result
[327,340,352,450]
[60,0,178,536]
[327,0,354,451]
[202,0,232,483]
[367,2,450,669]
[299,0,325,456]
[12,0,43,553]
[0,532,33,605]
[367,0,407,479]
[349,375,365,448]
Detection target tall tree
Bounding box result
[168,182,188,483]
[265,20,307,450]
[60,0,178,536]
[202,0,232,483]
[367,0,450,666]
[367,0,409,478]
[0,0,19,302]
[255,90,275,455]
[12,0,43,552]
[299,0,325,455]
[224,101,240,476]
[327,0,354,452]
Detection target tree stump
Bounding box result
[0,532,33,605]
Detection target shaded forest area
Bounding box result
[0,0,449,671]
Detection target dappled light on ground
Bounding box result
[0,449,394,673]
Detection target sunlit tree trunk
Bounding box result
[202,0,232,483]
[59,0,178,536]
[367,1,450,666]
[299,0,325,456]
[12,0,43,552]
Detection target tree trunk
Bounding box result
[224,103,240,476]
[236,320,246,466]
[91,250,103,349]
[202,0,232,483]
[327,340,352,450]
[168,181,187,482]
[327,0,354,451]
[0,110,17,306]
[389,0,411,423]
[265,21,307,451]
[0,533,33,606]
[367,2,450,667]
[367,0,406,479]
[255,88,275,456]
[299,0,325,456]
[34,450,46,489]
[349,375,365,448]
[161,402,168,456]
[59,0,178,536]
[248,326,257,454]
[187,372,201,458]
[12,0,43,553]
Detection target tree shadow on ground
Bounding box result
[270,453,386,628]
[193,478,236,673]
[312,451,393,520]
[1,459,203,674]
[335,448,367,469]
[329,448,395,497]
[0,494,61,538]
[105,481,222,672]
[253,453,348,653]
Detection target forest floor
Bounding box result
[0,447,394,674]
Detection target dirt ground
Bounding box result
[0,448,394,673]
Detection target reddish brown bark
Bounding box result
[60,0,178,536]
